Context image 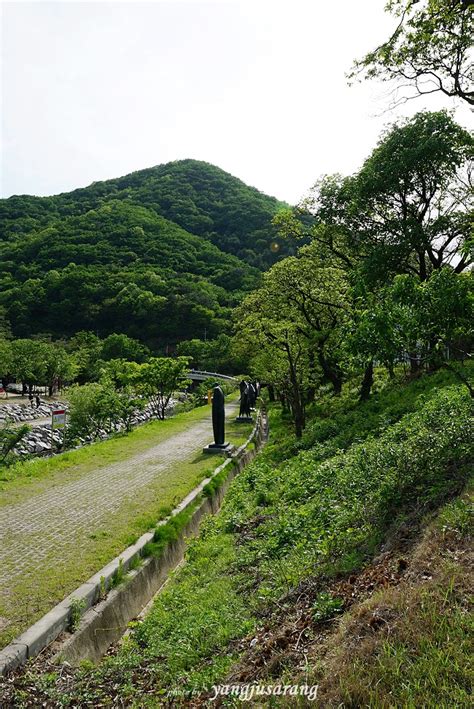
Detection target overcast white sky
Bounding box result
[1,0,472,204]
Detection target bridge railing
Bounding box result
[187,370,238,382]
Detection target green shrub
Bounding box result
[312,592,344,622]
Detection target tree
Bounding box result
[388,268,474,368]
[350,0,474,106]
[274,210,378,399]
[9,339,49,392]
[67,331,102,384]
[343,268,473,389]
[234,254,336,438]
[274,113,473,401]
[352,111,473,282]
[98,358,139,391]
[235,264,316,438]
[132,357,190,420]
[0,339,13,381]
[301,113,473,286]
[177,334,241,374]
[176,339,209,370]
[66,383,128,441]
[0,306,12,339]
[43,343,77,395]
[7,339,77,395]
[99,333,150,363]
[0,422,30,465]
[344,288,403,397]
[99,359,144,431]
[261,247,351,395]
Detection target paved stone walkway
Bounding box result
[0,400,238,603]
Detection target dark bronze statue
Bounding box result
[248,382,257,410]
[239,380,252,418]
[212,383,225,445]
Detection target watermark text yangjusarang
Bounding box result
[210,683,319,702]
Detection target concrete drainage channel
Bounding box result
[0,408,268,675]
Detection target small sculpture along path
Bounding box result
[0,399,239,648]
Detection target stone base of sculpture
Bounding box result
[235,415,253,423]
[203,442,234,455]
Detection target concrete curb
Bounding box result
[0,408,268,675]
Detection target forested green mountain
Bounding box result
[0,160,288,346]
[1,160,287,267]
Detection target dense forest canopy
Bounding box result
[0,159,288,267]
[0,160,291,348]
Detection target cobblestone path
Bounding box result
[0,400,238,620]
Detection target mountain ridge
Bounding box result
[0,159,292,347]
[1,159,289,268]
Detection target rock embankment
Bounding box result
[0,400,66,425]
[3,399,178,458]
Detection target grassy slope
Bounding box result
[1,368,472,707]
[0,398,252,649]
[309,486,473,708]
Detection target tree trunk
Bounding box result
[427,359,440,373]
[318,352,343,394]
[427,336,441,372]
[287,355,305,438]
[294,410,304,439]
[306,351,316,402]
[359,360,374,401]
[267,384,275,402]
[408,351,422,376]
[418,250,427,282]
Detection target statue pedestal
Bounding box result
[235,416,253,423]
[203,442,234,455]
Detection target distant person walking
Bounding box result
[35,394,41,408]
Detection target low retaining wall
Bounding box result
[0,408,268,674]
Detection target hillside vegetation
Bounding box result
[0,160,288,346]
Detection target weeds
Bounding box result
[111,559,125,588]
[436,494,473,539]
[312,592,344,622]
[69,597,87,632]
[98,575,107,601]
